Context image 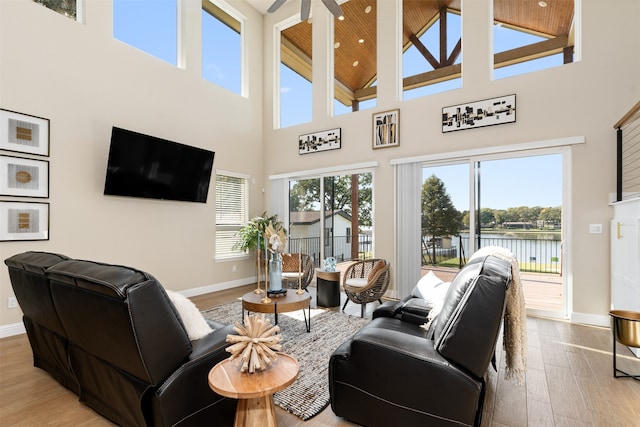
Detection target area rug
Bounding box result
[201,300,369,420]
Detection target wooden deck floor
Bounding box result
[427,266,563,313]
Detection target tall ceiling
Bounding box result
[253,0,574,108]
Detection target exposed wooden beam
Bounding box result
[281,37,312,82]
[348,63,462,102]
[409,34,440,69]
[354,85,377,102]
[494,34,569,68]
[202,0,240,33]
[563,46,574,64]
[403,63,462,91]
[439,5,447,65]
[334,79,356,107]
[447,39,462,66]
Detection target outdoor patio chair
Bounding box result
[342,259,390,317]
[281,253,313,292]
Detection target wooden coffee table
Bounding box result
[208,353,299,427]
[242,291,311,332]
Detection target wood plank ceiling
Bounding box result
[280,0,574,108]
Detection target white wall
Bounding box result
[0,0,265,329]
[260,0,640,325]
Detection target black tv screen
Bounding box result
[104,127,215,203]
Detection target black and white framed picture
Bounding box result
[0,201,49,241]
[442,94,516,133]
[373,109,400,149]
[0,109,50,156]
[0,155,49,198]
[299,128,341,154]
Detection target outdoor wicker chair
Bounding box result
[281,253,313,292]
[342,259,390,317]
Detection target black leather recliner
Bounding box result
[328,254,512,427]
[5,251,237,427]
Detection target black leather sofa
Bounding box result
[5,251,237,427]
[328,254,512,427]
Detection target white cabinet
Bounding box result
[610,198,640,357]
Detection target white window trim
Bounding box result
[215,169,250,261]
[390,136,584,166]
[202,0,248,97]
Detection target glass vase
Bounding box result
[269,252,283,292]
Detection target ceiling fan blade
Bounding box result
[321,0,344,18]
[300,0,311,21]
[267,0,287,13]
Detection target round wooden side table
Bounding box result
[208,353,299,427]
[241,291,311,331]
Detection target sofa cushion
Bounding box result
[370,259,385,277]
[432,255,511,378]
[345,277,368,288]
[411,270,450,304]
[166,290,214,340]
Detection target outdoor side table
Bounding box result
[316,269,341,307]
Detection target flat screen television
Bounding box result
[104,127,215,203]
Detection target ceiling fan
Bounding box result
[267,0,344,21]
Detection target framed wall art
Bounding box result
[0,109,50,156]
[0,201,49,241]
[373,109,399,149]
[0,155,49,198]
[299,128,341,154]
[442,94,516,133]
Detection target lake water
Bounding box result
[454,232,562,273]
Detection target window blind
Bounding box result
[216,173,248,259]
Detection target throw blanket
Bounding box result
[470,246,528,384]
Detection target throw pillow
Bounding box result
[165,290,214,340]
[369,260,386,281]
[411,271,450,304]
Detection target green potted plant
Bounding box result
[234,211,285,253]
[235,212,287,292]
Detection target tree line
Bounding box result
[422,174,561,238]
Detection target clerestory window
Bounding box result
[402,0,462,101]
[493,0,578,79]
[113,0,178,66]
[279,18,313,128]
[202,0,244,96]
[333,0,377,116]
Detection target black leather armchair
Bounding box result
[329,255,512,427]
[5,251,237,427]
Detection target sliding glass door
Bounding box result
[288,172,372,267]
[422,151,565,316]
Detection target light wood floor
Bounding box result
[1,283,639,427]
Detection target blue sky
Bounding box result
[112,1,565,211]
[424,154,562,211]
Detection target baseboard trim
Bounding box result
[179,277,254,298]
[571,311,610,328]
[0,322,26,339]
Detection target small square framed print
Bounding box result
[0,109,50,156]
[373,109,399,149]
[0,201,49,241]
[0,155,49,198]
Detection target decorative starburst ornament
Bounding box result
[225,314,283,373]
